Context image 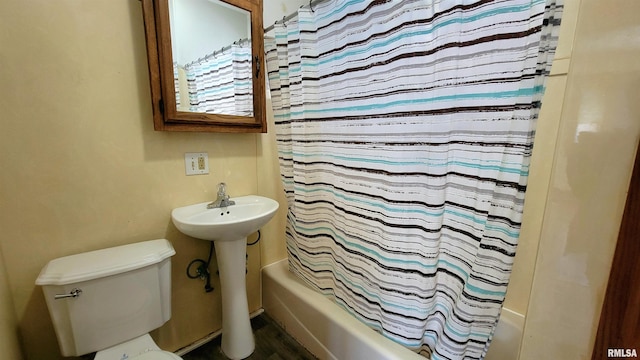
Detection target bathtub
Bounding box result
[262,259,524,360]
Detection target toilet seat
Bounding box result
[94,334,183,360]
[130,350,182,360]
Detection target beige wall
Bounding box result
[0,249,23,360]
[519,0,640,358]
[257,102,289,266]
[0,1,264,359]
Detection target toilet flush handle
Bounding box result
[54,288,82,300]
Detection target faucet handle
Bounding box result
[217,182,227,196]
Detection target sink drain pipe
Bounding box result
[186,241,215,292]
[185,231,262,292]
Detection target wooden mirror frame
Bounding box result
[141,0,266,133]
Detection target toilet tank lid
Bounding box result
[35,239,176,286]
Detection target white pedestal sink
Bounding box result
[171,195,279,359]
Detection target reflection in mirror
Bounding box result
[169,0,253,117]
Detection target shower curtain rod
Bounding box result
[184,37,251,68]
[264,0,330,33]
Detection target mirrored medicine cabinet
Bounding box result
[141,0,266,132]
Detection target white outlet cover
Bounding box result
[185,152,209,175]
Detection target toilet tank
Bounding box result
[35,239,176,357]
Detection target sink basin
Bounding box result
[171,195,279,241]
[172,194,280,358]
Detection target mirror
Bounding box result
[141,0,266,132]
[171,0,253,117]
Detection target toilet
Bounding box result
[35,239,182,360]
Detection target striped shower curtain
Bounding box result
[265,0,561,359]
[184,43,253,116]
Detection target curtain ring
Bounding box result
[282,15,287,27]
[309,0,314,12]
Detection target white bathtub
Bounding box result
[262,259,524,360]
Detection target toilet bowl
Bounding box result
[36,239,182,360]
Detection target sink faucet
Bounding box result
[207,182,236,209]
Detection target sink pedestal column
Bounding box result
[214,237,254,360]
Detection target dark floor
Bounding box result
[182,314,318,360]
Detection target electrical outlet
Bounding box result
[185,152,209,175]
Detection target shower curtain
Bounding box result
[184,43,252,115]
[265,0,561,359]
